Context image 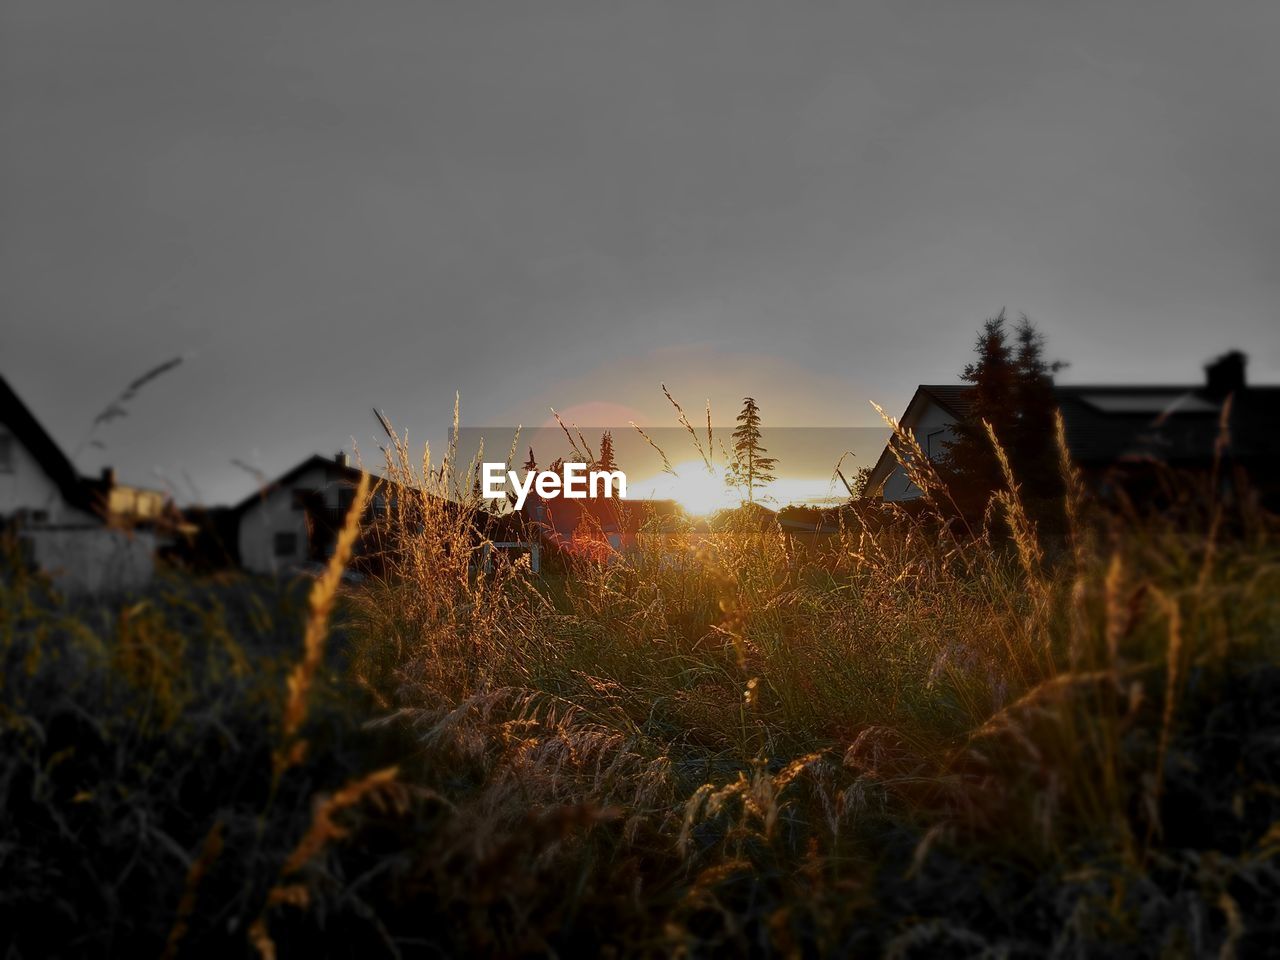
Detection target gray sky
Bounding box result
[3,0,1278,505]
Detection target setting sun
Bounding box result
[631,459,740,516]
[628,460,845,515]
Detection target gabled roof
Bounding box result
[231,452,438,517]
[917,385,977,420]
[1057,384,1280,465]
[866,379,1280,496]
[0,373,93,511]
[232,454,377,514]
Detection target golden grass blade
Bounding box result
[706,399,714,467]
[1198,394,1234,595]
[983,420,1043,583]
[161,819,225,960]
[280,766,400,875]
[662,383,713,472]
[630,421,676,477]
[1144,586,1184,847]
[249,766,400,958]
[550,407,595,465]
[1055,409,1088,572]
[276,471,371,776]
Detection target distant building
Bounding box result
[0,374,166,592]
[865,351,1280,504]
[233,452,404,576]
[85,467,176,526]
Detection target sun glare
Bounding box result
[629,460,847,516]
[635,459,740,516]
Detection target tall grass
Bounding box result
[340,403,1280,955]
[3,399,1279,956]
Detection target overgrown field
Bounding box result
[4,449,1280,957]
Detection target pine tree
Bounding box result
[1008,315,1065,500]
[726,397,777,503]
[939,311,1016,510]
[597,431,617,472]
[939,311,1064,524]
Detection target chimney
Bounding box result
[1204,350,1247,399]
[335,451,350,468]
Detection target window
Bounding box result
[0,434,12,473]
[338,488,355,513]
[274,531,298,557]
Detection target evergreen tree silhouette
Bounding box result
[939,311,1064,525]
[726,397,777,503]
[597,431,617,472]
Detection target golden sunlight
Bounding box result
[629,460,845,515]
[634,459,740,516]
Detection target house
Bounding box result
[1,374,161,592]
[865,350,1280,504]
[233,452,401,576]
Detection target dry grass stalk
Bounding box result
[276,470,371,776]
[250,766,401,960]
[662,383,714,472]
[161,819,226,960]
[551,407,596,465]
[1104,551,1127,675]
[1055,409,1089,573]
[1148,586,1184,842]
[983,420,1044,585]
[1197,394,1234,595]
[1218,890,1245,960]
[630,420,676,477]
[280,766,402,875]
[870,400,977,546]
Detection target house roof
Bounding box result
[231,452,445,521]
[0,373,94,511]
[231,454,379,514]
[917,384,977,420]
[1059,384,1280,465]
[866,379,1280,494]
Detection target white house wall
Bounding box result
[880,401,959,501]
[237,464,353,575]
[0,427,94,524]
[2,419,161,594]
